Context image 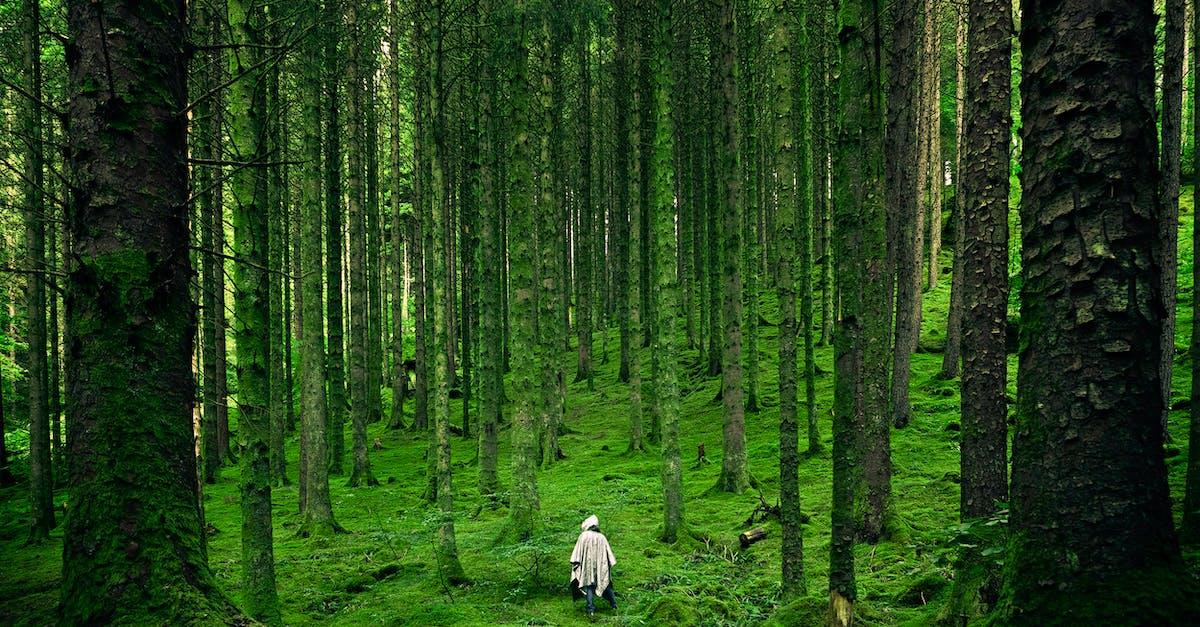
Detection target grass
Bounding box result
[2,192,1199,625]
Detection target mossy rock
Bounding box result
[895,573,949,607]
[647,594,701,625]
[763,595,827,626]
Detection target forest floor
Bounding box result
[3,193,1200,625]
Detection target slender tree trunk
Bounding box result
[714,0,749,495]
[772,0,805,598]
[345,0,378,489]
[500,0,541,543]
[61,3,242,620]
[325,0,348,474]
[575,14,595,388]
[1162,0,1185,440]
[1001,1,1196,621]
[923,0,943,290]
[945,0,1010,619]
[626,0,646,454]
[1186,0,1200,546]
[267,45,289,488]
[23,0,54,543]
[886,0,921,430]
[615,0,633,384]
[298,0,340,537]
[539,9,565,467]
[388,0,408,430]
[940,6,967,379]
[478,0,503,498]
[228,0,281,618]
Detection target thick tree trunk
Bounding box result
[61,0,242,621]
[1002,1,1197,621]
[650,0,684,543]
[714,0,749,495]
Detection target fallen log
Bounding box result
[739,528,768,549]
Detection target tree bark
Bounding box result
[61,0,242,620]
[1161,0,1185,440]
[1002,1,1197,621]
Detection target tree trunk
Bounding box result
[228,0,281,618]
[1002,1,1196,621]
[886,0,922,430]
[945,0,1010,619]
[345,0,378,489]
[1186,0,1200,546]
[500,0,541,543]
[24,0,54,543]
[714,0,749,495]
[940,6,967,379]
[298,0,340,537]
[325,0,348,474]
[1161,0,1185,440]
[60,3,242,619]
[772,0,805,598]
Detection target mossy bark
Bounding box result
[345,0,378,489]
[61,0,242,620]
[500,0,541,543]
[325,0,348,475]
[771,0,805,599]
[1161,0,1185,440]
[298,0,340,538]
[1000,1,1198,622]
[714,0,750,495]
[625,0,646,456]
[649,0,683,543]
[228,0,281,619]
[23,0,54,544]
[575,13,595,388]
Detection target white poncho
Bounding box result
[570,515,616,596]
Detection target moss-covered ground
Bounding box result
[2,192,1199,625]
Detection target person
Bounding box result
[570,514,617,617]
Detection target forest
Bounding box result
[1,0,1199,624]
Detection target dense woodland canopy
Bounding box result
[1,0,1199,624]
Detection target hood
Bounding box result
[581,515,599,531]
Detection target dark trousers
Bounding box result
[584,584,617,612]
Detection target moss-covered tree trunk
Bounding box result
[345,0,378,489]
[411,10,431,434]
[575,11,595,388]
[325,0,348,474]
[649,0,683,543]
[267,42,289,487]
[625,0,646,455]
[478,0,503,499]
[886,0,922,430]
[538,8,566,467]
[1001,1,1198,621]
[738,0,761,416]
[23,0,54,543]
[810,0,834,348]
[197,0,223,484]
[771,0,804,598]
[501,0,541,542]
[615,0,634,385]
[922,0,942,291]
[945,0,1010,619]
[714,0,749,495]
[228,0,281,618]
[61,3,243,619]
[298,0,340,538]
